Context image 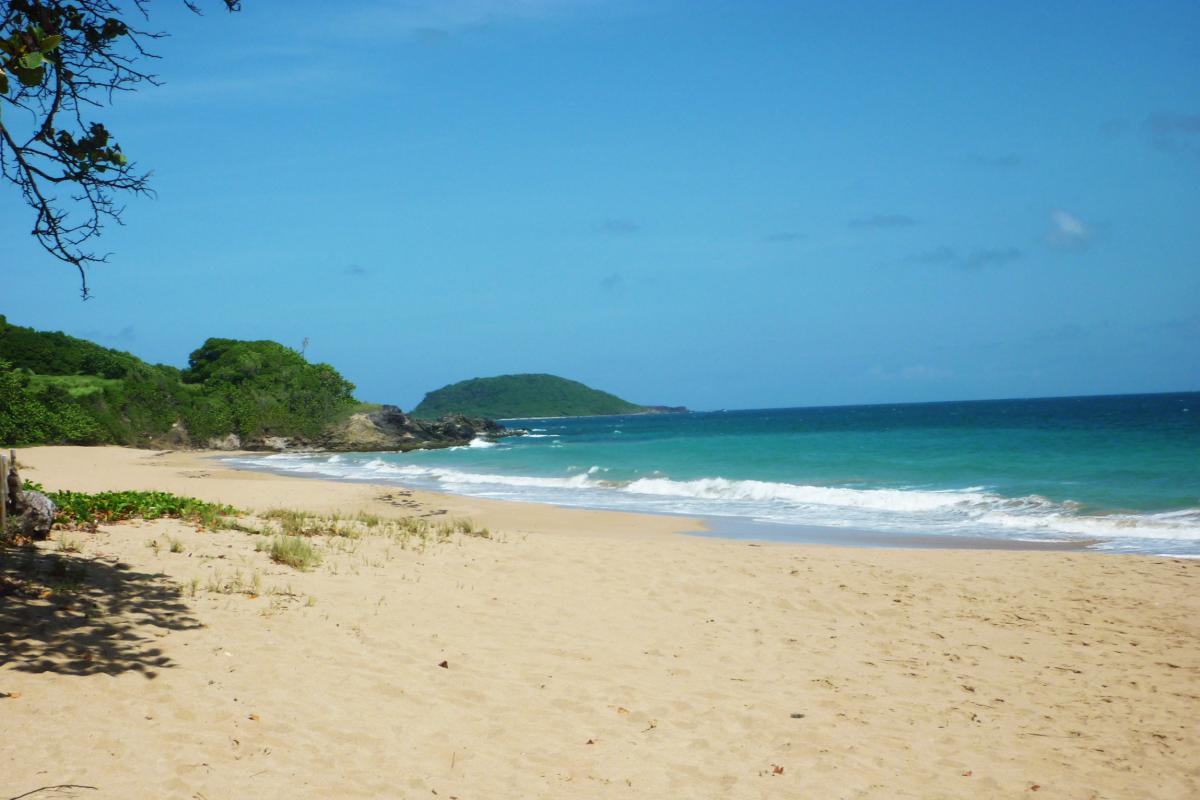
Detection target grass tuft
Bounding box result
[269,535,321,571]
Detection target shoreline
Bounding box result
[215,449,1111,554]
[3,445,1198,798]
[13,445,700,542]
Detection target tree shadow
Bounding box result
[0,546,201,678]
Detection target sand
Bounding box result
[2,446,1197,799]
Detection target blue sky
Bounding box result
[2,0,1198,410]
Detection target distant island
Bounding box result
[411,373,686,419]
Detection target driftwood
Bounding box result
[2,452,56,541]
[0,451,8,533]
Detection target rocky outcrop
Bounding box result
[206,433,243,451]
[8,490,56,540]
[4,459,56,541]
[236,405,522,453]
[313,406,518,452]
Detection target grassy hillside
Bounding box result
[0,314,357,447]
[411,373,646,419]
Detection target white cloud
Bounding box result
[1047,209,1090,250]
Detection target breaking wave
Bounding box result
[225,453,1200,552]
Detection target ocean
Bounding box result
[229,392,1200,555]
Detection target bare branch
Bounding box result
[1,0,239,298]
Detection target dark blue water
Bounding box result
[232,392,1200,554]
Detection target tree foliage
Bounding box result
[182,338,357,440]
[0,317,357,446]
[0,358,106,443]
[1,0,238,297]
[0,312,137,376]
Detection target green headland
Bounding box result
[411,373,679,419]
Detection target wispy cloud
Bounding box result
[143,65,344,102]
[599,272,623,291]
[413,27,452,46]
[850,213,917,230]
[1147,112,1200,157]
[763,231,805,243]
[598,218,641,235]
[1028,323,1090,345]
[326,0,603,41]
[968,153,1022,169]
[1046,209,1090,250]
[1100,118,1128,138]
[869,364,953,381]
[80,325,137,345]
[1148,113,1200,134]
[907,246,1022,270]
[908,246,958,265]
[963,247,1023,270]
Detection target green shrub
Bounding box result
[0,360,106,445]
[47,489,239,530]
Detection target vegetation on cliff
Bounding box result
[0,315,356,447]
[411,373,646,419]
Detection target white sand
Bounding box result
[2,446,1197,799]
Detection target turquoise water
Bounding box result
[231,392,1200,555]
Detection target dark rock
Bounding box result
[8,490,56,540]
[249,405,524,453]
[134,406,522,454]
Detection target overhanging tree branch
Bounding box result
[0,0,239,299]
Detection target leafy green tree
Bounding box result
[1,0,238,297]
[182,339,357,440]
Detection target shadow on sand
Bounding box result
[0,545,200,678]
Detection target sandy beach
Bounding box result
[2,446,1197,799]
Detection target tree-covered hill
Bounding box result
[0,315,357,447]
[411,374,647,419]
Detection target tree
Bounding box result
[1,0,238,298]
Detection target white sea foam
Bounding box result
[224,454,1200,552]
[468,437,496,448]
[624,476,991,512]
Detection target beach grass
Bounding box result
[269,535,322,570]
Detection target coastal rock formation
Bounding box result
[146,407,519,453]
[246,405,520,453]
[206,434,243,451]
